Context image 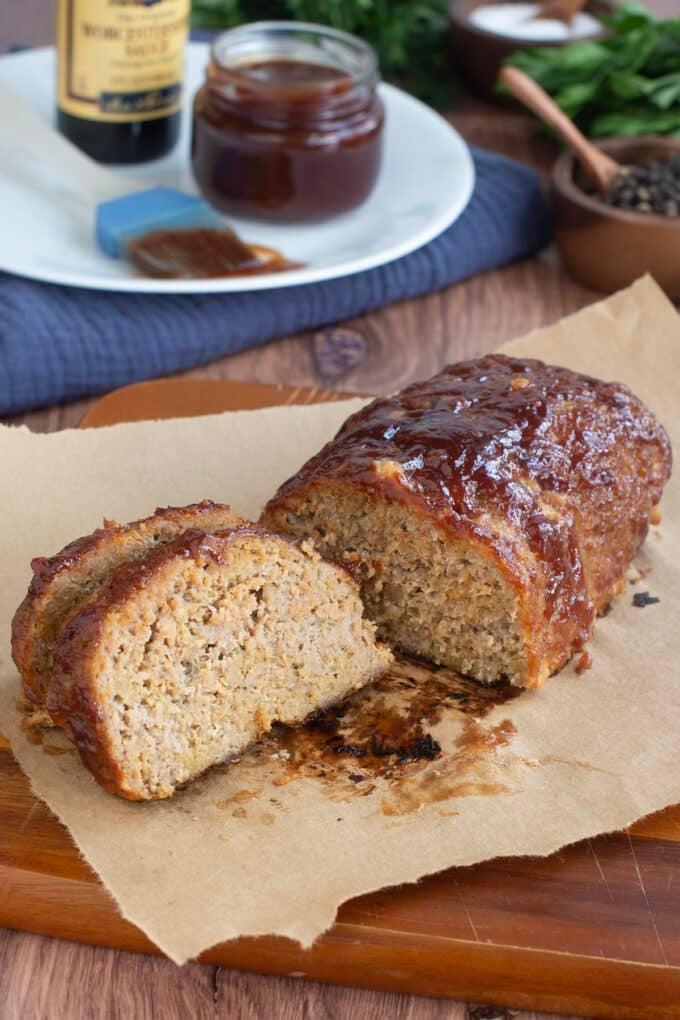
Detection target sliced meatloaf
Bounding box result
[46,527,391,799]
[12,501,244,709]
[261,354,672,687]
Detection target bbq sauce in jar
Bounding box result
[191,22,385,223]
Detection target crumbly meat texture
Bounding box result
[261,354,672,687]
[12,501,244,710]
[47,527,391,800]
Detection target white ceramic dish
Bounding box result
[0,44,474,294]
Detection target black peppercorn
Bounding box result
[606,154,680,219]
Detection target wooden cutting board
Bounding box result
[3,377,679,1019]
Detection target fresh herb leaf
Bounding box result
[505,4,680,139]
[590,107,680,138]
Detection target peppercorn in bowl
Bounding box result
[550,135,680,298]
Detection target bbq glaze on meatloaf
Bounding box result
[46,527,391,799]
[12,501,244,709]
[261,354,672,688]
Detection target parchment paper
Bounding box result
[1,275,678,965]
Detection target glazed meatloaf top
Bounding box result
[23,502,243,595]
[267,354,672,651]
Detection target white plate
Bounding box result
[0,44,474,294]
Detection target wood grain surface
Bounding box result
[2,2,678,1018]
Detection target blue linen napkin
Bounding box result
[0,147,551,416]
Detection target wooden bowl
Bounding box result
[449,0,612,99]
[551,135,680,298]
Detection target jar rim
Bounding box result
[209,21,379,93]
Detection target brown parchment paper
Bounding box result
[1,275,679,965]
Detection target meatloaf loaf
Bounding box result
[261,354,672,688]
[12,501,244,710]
[15,517,390,799]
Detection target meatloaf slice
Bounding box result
[261,355,672,688]
[12,501,243,709]
[47,527,391,800]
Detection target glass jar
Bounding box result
[191,22,385,223]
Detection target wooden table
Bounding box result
[1,3,676,1018]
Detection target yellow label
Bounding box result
[57,0,190,123]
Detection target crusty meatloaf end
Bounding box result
[47,527,391,800]
[12,501,244,710]
[261,354,672,687]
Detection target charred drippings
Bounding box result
[332,742,366,757]
[633,591,660,608]
[373,732,441,762]
[331,731,441,763]
[253,654,521,811]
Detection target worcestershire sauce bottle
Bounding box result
[56,0,190,164]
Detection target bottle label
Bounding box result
[57,0,190,123]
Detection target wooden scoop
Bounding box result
[499,65,621,195]
[531,0,587,24]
